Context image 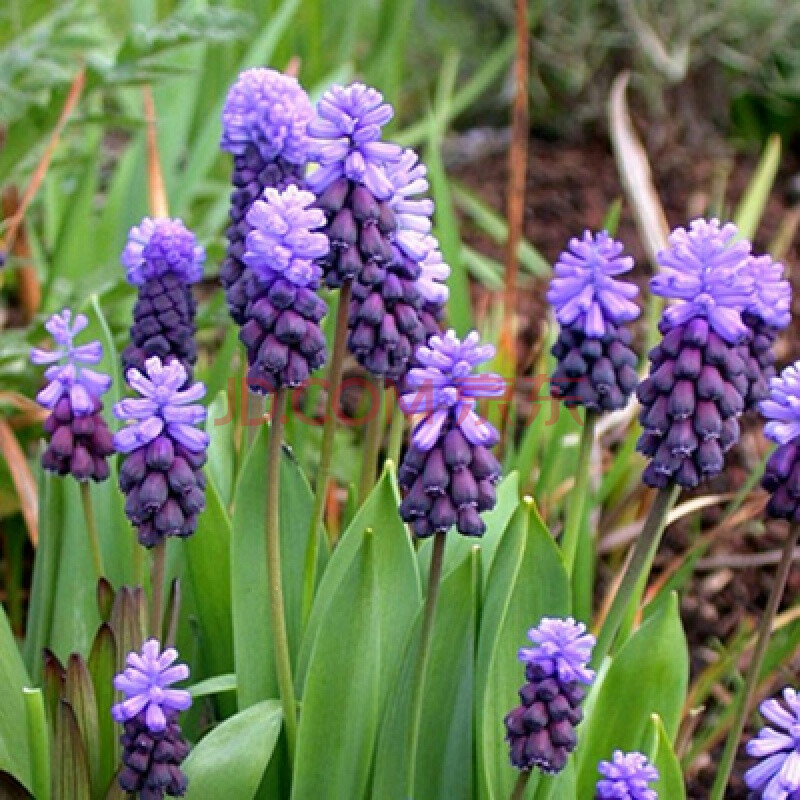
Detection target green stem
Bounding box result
[359,381,385,503]
[150,540,166,638]
[592,484,680,666]
[387,394,405,466]
[710,523,800,800]
[407,531,447,795]
[510,769,531,800]
[561,410,596,575]
[267,387,298,762]
[79,481,104,580]
[303,281,352,622]
[24,688,50,800]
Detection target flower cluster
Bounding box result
[308,85,432,381]
[120,217,205,380]
[238,185,329,392]
[113,640,191,799]
[220,68,314,324]
[595,751,659,800]
[114,357,208,547]
[398,331,504,538]
[31,310,115,481]
[760,362,800,521]
[548,231,640,412]
[638,219,754,489]
[504,618,595,774]
[745,687,800,799]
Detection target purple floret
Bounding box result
[121,217,204,286]
[307,82,402,199]
[547,230,639,338]
[238,185,329,392]
[651,218,754,344]
[112,639,191,733]
[745,687,800,800]
[113,640,191,800]
[31,310,115,482]
[221,67,313,165]
[397,331,504,538]
[504,617,595,775]
[595,751,659,800]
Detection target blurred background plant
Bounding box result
[3,0,800,797]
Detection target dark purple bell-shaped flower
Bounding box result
[739,253,792,409]
[114,357,208,547]
[120,217,205,381]
[238,184,329,393]
[760,362,800,521]
[113,640,191,799]
[637,219,755,489]
[398,331,504,538]
[220,68,314,324]
[31,310,115,482]
[504,617,595,775]
[547,231,640,412]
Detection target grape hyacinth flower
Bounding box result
[397,331,505,538]
[112,639,191,799]
[595,751,659,800]
[740,254,792,409]
[220,68,314,323]
[504,617,595,774]
[239,184,329,392]
[114,357,208,547]
[308,85,429,380]
[760,362,800,521]
[121,217,205,380]
[744,687,800,799]
[31,310,115,481]
[548,230,640,412]
[637,219,755,489]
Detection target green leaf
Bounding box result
[231,426,315,709]
[189,674,237,699]
[291,532,379,800]
[733,134,781,241]
[476,499,570,800]
[23,467,64,681]
[0,604,31,793]
[646,714,686,800]
[183,700,282,800]
[64,656,99,798]
[53,701,90,800]
[185,479,234,681]
[575,592,689,798]
[373,546,481,798]
[297,466,420,703]
[87,625,117,797]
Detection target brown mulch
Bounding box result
[454,132,800,797]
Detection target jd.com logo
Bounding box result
[212,374,586,428]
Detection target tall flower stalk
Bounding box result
[237,184,331,761]
[397,330,504,792]
[596,219,755,665]
[547,231,640,574]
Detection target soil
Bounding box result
[453,132,800,798]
